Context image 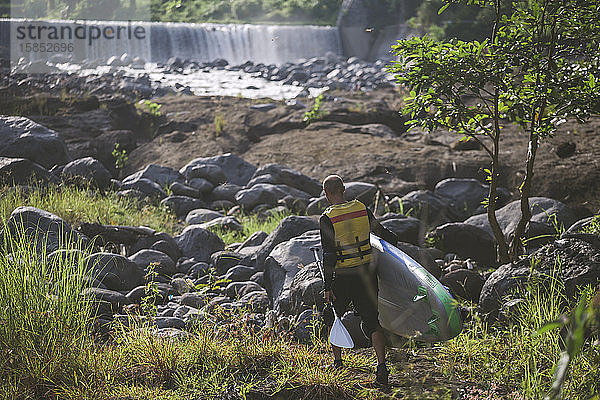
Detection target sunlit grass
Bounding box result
[0,184,181,235]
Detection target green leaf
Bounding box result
[438,3,450,15]
[536,320,563,336]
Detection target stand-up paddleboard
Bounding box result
[371,234,462,342]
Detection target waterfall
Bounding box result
[2,18,343,66]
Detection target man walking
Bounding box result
[319,175,398,384]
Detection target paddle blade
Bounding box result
[329,317,354,349]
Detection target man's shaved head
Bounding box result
[323,175,345,195]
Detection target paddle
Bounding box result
[310,246,354,349]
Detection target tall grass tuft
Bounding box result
[0,225,93,398]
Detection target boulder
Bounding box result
[434,178,511,219]
[479,237,600,319]
[464,197,578,243]
[185,209,225,225]
[252,216,320,270]
[395,242,443,279]
[264,231,321,311]
[440,269,485,304]
[289,263,323,315]
[120,178,167,199]
[180,292,212,309]
[306,196,330,215]
[563,216,599,235]
[129,232,180,261]
[82,287,130,310]
[170,181,201,198]
[344,182,378,205]
[397,190,461,227]
[294,309,323,344]
[3,206,84,254]
[62,157,112,190]
[150,239,182,262]
[170,277,195,295]
[179,153,257,186]
[248,164,322,197]
[225,281,264,298]
[187,262,211,278]
[428,223,496,266]
[200,216,244,233]
[123,164,183,187]
[82,252,144,291]
[0,116,70,168]
[175,225,224,262]
[187,178,215,194]
[380,217,422,246]
[224,265,258,282]
[47,248,85,268]
[0,157,57,185]
[211,251,252,275]
[211,183,243,202]
[235,290,270,313]
[237,230,268,254]
[183,164,228,185]
[129,249,177,276]
[161,196,205,218]
[234,183,311,210]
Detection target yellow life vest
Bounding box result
[324,200,372,269]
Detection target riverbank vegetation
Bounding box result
[1,185,598,399]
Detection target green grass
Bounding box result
[0,185,181,236]
[437,258,600,399]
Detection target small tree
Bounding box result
[388,0,600,263]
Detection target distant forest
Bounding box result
[1,0,495,40]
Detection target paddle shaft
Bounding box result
[310,247,340,320]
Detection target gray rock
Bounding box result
[248,164,322,197]
[171,277,195,295]
[211,251,252,275]
[0,157,56,185]
[235,183,311,210]
[237,230,268,254]
[249,103,277,112]
[200,216,244,233]
[62,157,112,190]
[175,225,224,262]
[123,164,183,187]
[224,265,258,282]
[170,181,201,198]
[264,231,321,311]
[440,269,485,304]
[289,263,323,315]
[294,309,322,344]
[342,123,396,138]
[187,262,211,278]
[187,178,215,194]
[150,239,182,262]
[225,281,264,298]
[343,182,378,205]
[161,196,204,218]
[398,190,460,227]
[464,197,578,243]
[129,249,176,276]
[82,287,130,309]
[184,164,228,185]
[117,189,149,203]
[211,183,243,202]
[120,178,167,199]
[252,216,320,270]
[0,116,70,168]
[428,222,496,266]
[47,248,85,268]
[154,317,186,329]
[82,252,144,291]
[563,216,598,235]
[434,178,511,219]
[185,209,225,225]
[179,153,257,186]
[235,290,270,313]
[380,217,422,246]
[250,271,265,286]
[479,237,600,320]
[306,196,330,215]
[180,292,211,309]
[396,242,443,279]
[3,206,84,254]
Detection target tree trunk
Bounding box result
[509,131,539,260]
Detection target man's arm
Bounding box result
[367,208,399,245]
[319,214,337,292]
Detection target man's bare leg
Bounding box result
[371,330,386,365]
